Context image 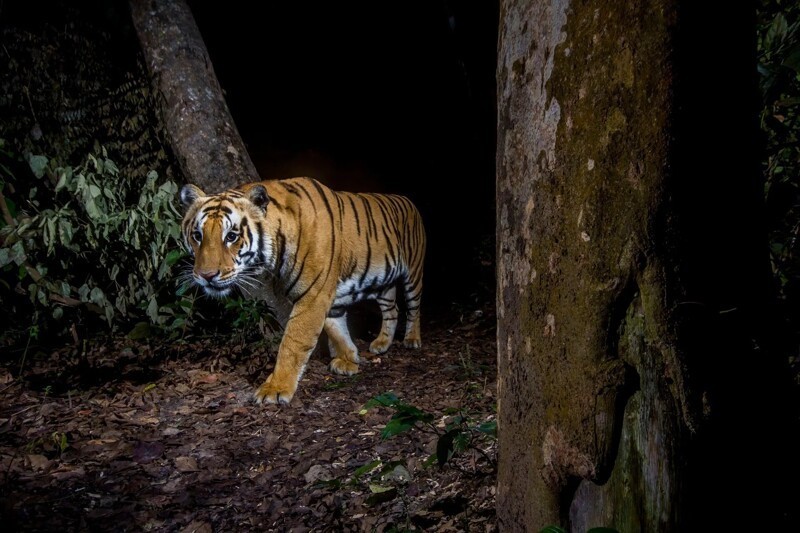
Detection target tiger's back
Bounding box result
[180,177,426,404]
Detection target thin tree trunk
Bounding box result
[129,0,258,193]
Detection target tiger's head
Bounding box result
[179,183,271,298]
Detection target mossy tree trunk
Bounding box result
[129,0,258,193]
[497,0,795,530]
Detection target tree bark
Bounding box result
[497,0,793,530]
[129,0,259,193]
[129,0,291,325]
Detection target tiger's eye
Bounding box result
[192,230,202,242]
[225,232,239,243]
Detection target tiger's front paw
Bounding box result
[253,374,297,405]
[403,336,422,349]
[330,357,359,375]
[369,334,392,354]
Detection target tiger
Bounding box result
[179,177,426,405]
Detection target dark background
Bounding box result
[187,1,500,316]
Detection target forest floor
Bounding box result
[0,305,497,532]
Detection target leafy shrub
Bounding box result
[759,2,800,303]
[0,141,189,340]
[361,391,496,470]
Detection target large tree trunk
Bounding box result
[129,0,258,193]
[497,0,794,530]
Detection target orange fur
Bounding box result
[180,177,426,404]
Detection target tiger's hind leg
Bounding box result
[402,273,423,349]
[325,313,360,375]
[370,286,399,354]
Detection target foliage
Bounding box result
[0,142,189,339]
[0,2,193,347]
[361,391,496,470]
[759,1,800,305]
[223,295,283,345]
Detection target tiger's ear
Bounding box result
[180,184,206,208]
[248,185,270,209]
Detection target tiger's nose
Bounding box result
[196,270,219,282]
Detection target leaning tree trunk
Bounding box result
[497,0,793,530]
[129,0,291,325]
[129,0,258,193]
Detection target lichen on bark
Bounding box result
[129,0,259,193]
[497,0,689,530]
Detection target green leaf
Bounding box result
[55,171,67,192]
[363,391,400,410]
[2,195,16,219]
[368,483,394,494]
[10,241,26,265]
[476,420,497,438]
[127,321,153,340]
[353,459,382,479]
[394,403,433,423]
[84,197,100,219]
[381,417,416,439]
[26,154,48,178]
[58,218,74,247]
[176,282,191,297]
[764,13,788,55]
[314,478,343,489]
[364,486,397,506]
[35,284,47,306]
[147,297,159,323]
[45,217,56,250]
[89,286,105,306]
[453,431,470,453]
[539,527,567,533]
[783,45,800,73]
[0,248,11,268]
[104,158,118,175]
[78,284,90,302]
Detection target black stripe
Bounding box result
[359,244,372,285]
[361,196,378,238]
[309,179,337,274]
[381,225,397,264]
[288,223,303,274]
[347,196,362,235]
[281,182,302,197]
[342,255,358,279]
[249,219,261,263]
[381,256,392,285]
[295,182,318,210]
[291,270,322,303]
[274,221,287,274]
[285,249,310,295]
[335,193,345,233]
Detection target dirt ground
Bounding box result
[0,307,497,532]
